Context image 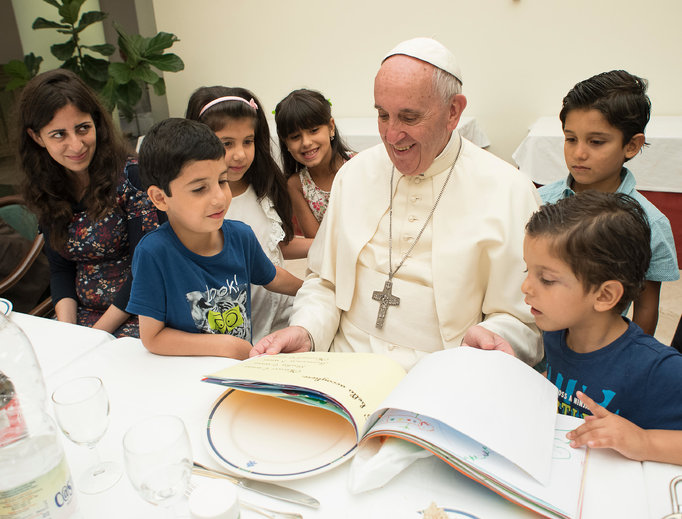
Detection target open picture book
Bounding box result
[202,347,588,518]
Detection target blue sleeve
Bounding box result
[126,239,168,322]
[538,181,565,205]
[643,351,682,429]
[244,226,276,286]
[646,213,680,282]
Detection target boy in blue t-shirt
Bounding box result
[538,70,678,336]
[127,118,301,359]
[523,191,682,464]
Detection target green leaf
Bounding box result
[3,60,30,79]
[42,0,61,8]
[114,23,145,63]
[58,0,86,25]
[51,40,76,60]
[61,57,79,70]
[131,65,159,84]
[99,78,118,112]
[32,18,71,30]
[116,80,143,111]
[109,62,133,84]
[84,76,107,92]
[152,77,166,97]
[117,102,136,122]
[77,10,107,32]
[24,53,44,77]
[145,32,179,55]
[6,77,28,91]
[147,53,184,72]
[83,43,115,56]
[82,55,110,82]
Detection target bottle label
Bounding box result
[0,456,79,519]
[0,395,27,448]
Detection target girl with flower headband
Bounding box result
[275,89,354,238]
[186,86,311,342]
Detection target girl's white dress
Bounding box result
[225,184,294,343]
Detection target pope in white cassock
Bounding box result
[252,37,543,371]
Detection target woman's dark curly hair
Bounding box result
[17,69,129,248]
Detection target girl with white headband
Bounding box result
[186,86,311,342]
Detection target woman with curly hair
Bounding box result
[17,69,161,337]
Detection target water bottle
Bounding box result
[0,313,81,518]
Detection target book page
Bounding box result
[643,460,682,519]
[581,448,647,518]
[204,352,406,435]
[363,411,586,518]
[364,347,558,484]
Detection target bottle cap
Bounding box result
[189,478,240,519]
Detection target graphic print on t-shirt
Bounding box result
[186,275,251,341]
[547,365,619,418]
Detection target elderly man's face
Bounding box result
[374,56,464,176]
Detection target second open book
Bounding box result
[203,347,588,519]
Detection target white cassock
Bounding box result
[290,131,542,371]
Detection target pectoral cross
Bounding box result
[372,279,400,329]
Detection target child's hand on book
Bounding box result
[567,391,648,461]
[461,325,515,357]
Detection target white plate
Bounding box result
[204,389,357,481]
[0,298,12,316]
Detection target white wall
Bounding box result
[152,0,682,162]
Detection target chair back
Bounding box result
[0,194,39,241]
[0,194,51,316]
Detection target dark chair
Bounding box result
[0,194,53,317]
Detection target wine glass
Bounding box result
[122,414,192,517]
[51,376,122,494]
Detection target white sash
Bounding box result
[343,265,443,352]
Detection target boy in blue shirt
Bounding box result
[127,118,301,359]
[523,191,682,464]
[539,70,678,335]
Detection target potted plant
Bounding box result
[3,0,183,135]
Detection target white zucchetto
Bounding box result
[383,37,463,84]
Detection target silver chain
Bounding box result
[388,136,462,280]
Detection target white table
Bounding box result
[512,116,682,193]
[9,312,113,378]
[15,314,682,519]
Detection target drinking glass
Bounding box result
[51,376,122,494]
[122,414,192,517]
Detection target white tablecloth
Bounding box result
[13,314,682,519]
[9,312,113,378]
[512,116,682,193]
